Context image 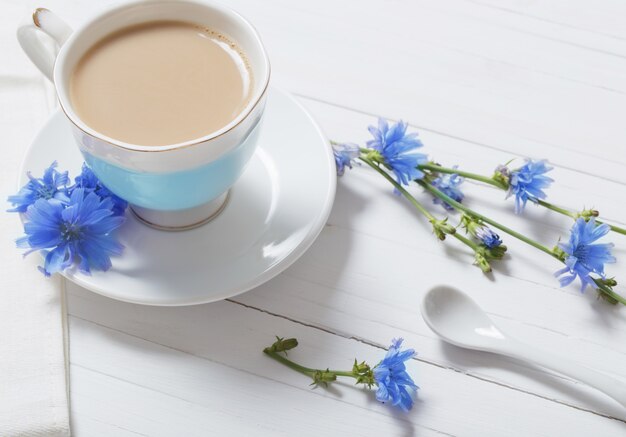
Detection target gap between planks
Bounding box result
[462,0,626,43]
[223,298,626,424]
[446,4,626,60]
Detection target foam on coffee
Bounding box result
[70,21,253,146]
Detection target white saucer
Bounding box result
[18,87,336,306]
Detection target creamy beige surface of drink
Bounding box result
[70,21,252,146]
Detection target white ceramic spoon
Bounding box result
[421,285,626,408]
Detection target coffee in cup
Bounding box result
[70,20,253,147]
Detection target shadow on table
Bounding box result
[327,380,418,437]
[589,296,626,331]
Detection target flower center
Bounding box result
[61,222,84,242]
[573,246,588,265]
[37,185,56,200]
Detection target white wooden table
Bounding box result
[5,0,626,435]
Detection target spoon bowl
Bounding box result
[421,285,507,352]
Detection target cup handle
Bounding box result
[17,8,73,82]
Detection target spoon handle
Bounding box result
[500,340,626,408]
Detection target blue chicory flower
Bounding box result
[332,142,360,176]
[7,161,70,212]
[74,164,128,216]
[431,169,464,211]
[373,338,418,411]
[475,226,503,249]
[554,218,615,291]
[17,188,125,276]
[506,159,553,214]
[366,118,428,185]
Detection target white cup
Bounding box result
[18,1,271,230]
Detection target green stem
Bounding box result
[533,198,626,237]
[419,163,506,189]
[421,162,626,236]
[360,157,437,222]
[605,223,626,236]
[361,157,489,256]
[452,231,480,251]
[263,348,318,377]
[263,349,359,381]
[421,181,626,304]
[535,200,626,236]
[594,279,626,306]
[419,180,558,259]
[342,143,626,302]
[330,370,359,378]
[535,199,576,218]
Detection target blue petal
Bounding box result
[558,273,577,287]
[87,233,124,255]
[397,386,415,411]
[82,207,114,226]
[508,159,553,213]
[375,382,389,402]
[86,215,125,235]
[43,245,71,276]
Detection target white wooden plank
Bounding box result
[67,291,625,436]
[72,410,145,437]
[434,0,626,60]
[466,0,626,40]
[218,0,626,182]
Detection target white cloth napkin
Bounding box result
[0,2,70,435]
